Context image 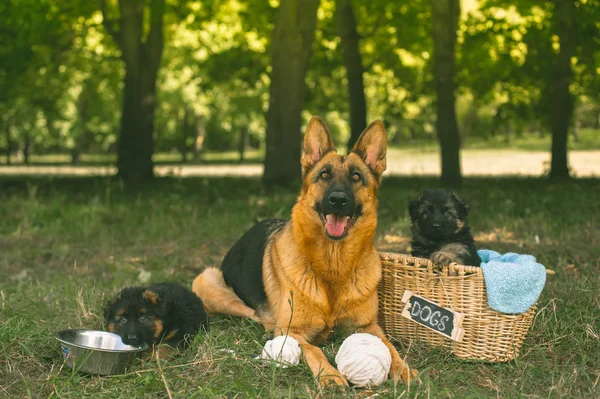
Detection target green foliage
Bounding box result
[0,0,599,160]
[154,0,272,155]
[458,0,600,141]
[0,1,117,158]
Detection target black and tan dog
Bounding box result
[409,189,481,266]
[192,116,417,387]
[104,282,208,356]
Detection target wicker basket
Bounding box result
[378,251,537,362]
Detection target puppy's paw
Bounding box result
[431,251,460,265]
[152,344,177,361]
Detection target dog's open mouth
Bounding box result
[320,213,357,240]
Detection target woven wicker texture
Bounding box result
[378,252,536,362]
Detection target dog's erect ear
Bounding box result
[408,199,420,222]
[301,116,335,175]
[352,120,387,178]
[143,290,160,304]
[452,192,469,219]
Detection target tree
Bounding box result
[0,0,96,163]
[431,0,462,187]
[549,0,576,179]
[358,0,434,145]
[100,0,165,181]
[262,0,321,188]
[336,0,367,151]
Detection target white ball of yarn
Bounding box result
[260,335,301,367]
[335,333,392,387]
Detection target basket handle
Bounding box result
[448,263,482,275]
[447,263,556,275]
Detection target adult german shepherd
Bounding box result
[192,116,417,387]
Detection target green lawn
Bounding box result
[392,128,600,153]
[0,176,598,398]
[1,149,265,166]
[2,128,599,167]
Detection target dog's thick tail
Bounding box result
[192,267,259,321]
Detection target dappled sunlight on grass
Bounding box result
[1,150,265,166]
[2,149,599,178]
[474,228,517,244]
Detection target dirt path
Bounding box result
[0,150,598,177]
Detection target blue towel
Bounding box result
[478,249,547,314]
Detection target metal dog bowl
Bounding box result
[56,329,148,375]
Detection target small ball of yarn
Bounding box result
[335,333,392,387]
[260,335,301,367]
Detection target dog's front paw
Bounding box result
[405,368,421,385]
[152,344,177,361]
[319,371,348,388]
[431,251,460,265]
[390,363,421,386]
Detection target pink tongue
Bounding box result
[325,214,349,237]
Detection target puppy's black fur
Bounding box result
[409,189,481,266]
[104,282,208,349]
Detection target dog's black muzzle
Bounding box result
[321,187,355,217]
[315,186,361,240]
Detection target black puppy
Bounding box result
[104,282,208,355]
[409,189,481,266]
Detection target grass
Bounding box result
[0,175,599,398]
[2,128,599,167]
[392,128,600,153]
[0,150,265,167]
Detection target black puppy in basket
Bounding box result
[409,189,481,267]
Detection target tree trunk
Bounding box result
[431,0,462,187]
[572,118,580,143]
[72,88,88,165]
[180,108,191,162]
[549,0,575,179]
[71,148,81,165]
[336,0,367,152]
[22,134,30,164]
[571,102,580,142]
[239,126,248,162]
[193,118,205,161]
[4,120,10,165]
[101,0,165,181]
[262,0,321,188]
[537,121,546,137]
[460,100,478,144]
[504,124,511,144]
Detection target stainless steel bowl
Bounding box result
[56,329,148,375]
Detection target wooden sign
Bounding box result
[400,290,465,342]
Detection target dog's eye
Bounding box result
[422,210,431,216]
[118,317,127,324]
[139,316,148,323]
[352,172,361,182]
[445,211,453,218]
[320,171,329,179]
